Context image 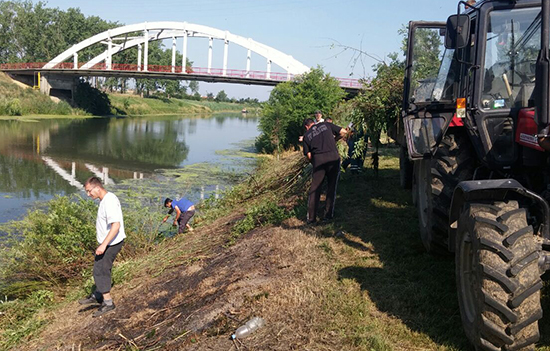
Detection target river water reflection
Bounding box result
[0,114,259,223]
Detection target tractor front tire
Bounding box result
[456,201,542,351]
[416,133,473,253]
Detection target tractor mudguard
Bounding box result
[448,179,550,252]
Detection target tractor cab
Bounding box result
[404,0,545,170]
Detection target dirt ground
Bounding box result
[21,209,343,351]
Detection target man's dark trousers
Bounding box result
[177,210,195,233]
[93,241,123,296]
[308,159,340,222]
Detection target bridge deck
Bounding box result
[0,63,362,93]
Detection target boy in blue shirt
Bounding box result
[163,197,195,233]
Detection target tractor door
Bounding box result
[402,21,450,160]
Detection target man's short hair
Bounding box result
[303,118,315,127]
[164,198,172,207]
[315,110,322,114]
[85,176,103,188]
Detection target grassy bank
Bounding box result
[0,73,85,117]
[109,93,261,116]
[6,146,550,350]
[0,73,262,118]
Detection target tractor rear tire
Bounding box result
[456,201,542,351]
[400,146,413,189]
[416,133,473,254]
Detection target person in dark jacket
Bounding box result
[302,118,348,224]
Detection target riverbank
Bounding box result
[0,73,261,118]
[0,146,499,350]
[0,73,84,117]
[109,93,261,116]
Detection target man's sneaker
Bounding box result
[93,302,116,317]
[78,294,101,305]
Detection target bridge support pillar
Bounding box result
[182,30,188,73]
[107,38,112,70]
[223,39,228,76]
[137,43,142,71]
[143,29,149,72]
[40,74,78,103]
[246,48,251,78]
[171,36,176,73]
[208,37,213,74]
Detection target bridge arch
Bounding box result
[43,21,310,78]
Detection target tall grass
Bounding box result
[109,93,258,115]
[0,73,85,116]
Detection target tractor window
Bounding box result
[409,28,447,103]
[482,7,540,110]
[431,48,458,102]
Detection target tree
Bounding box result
[188,81,199,95]
[349,54,404,150]
[256,67,345,153]
[0,1,118,63]
[215,90,228,102]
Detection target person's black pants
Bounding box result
[177,210,195,233]
[308,160,340,222]
[93,241,123,294]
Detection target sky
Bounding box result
[35,0,463,100]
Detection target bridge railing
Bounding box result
[0,62,363,89]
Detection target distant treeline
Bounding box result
[0,1,217,100]
[0,1,118,63]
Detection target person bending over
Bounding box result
[163,197,195,233]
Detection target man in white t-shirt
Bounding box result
[78,176,125,317]
[314,110,325,124]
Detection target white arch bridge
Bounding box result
[0,21,361,95]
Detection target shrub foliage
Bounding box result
[255,67,345,153]
[0,196,97,292]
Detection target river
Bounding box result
[0,114,260,224]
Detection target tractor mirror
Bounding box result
[445,14,470,49]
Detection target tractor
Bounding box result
[399,0,550,349]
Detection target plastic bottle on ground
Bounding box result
[231,317,265,339]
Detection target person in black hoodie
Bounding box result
[302,118,348,224]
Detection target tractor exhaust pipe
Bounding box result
[536,0,550,150]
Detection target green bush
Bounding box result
[6,98,22,116]
[0,196,97,294]
[230,200,290,244]
[256,67,345,153]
